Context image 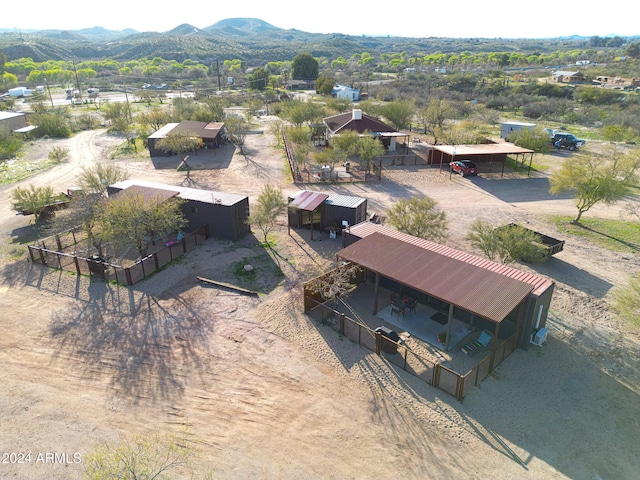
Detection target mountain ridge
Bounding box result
[0,18,634,65]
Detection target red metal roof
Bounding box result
[433,143,534,156]
[346,222,553,297]
[337,232,535,323]
[289,191,329,212]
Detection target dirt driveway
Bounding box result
[1,121,639,479]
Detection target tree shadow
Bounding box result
[573,222,640,253]
[525,256,614,298]
[47,276,217,404]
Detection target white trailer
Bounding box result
[501,121,536,139]
[8,86,33,97]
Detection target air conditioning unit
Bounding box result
[531,327,548,346]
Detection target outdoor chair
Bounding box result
[461,330,493,356]
[391,303,405,318]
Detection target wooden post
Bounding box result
[373,272,379,315]
[445,303,454,351]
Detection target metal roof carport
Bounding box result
[336,232,535,351]
[287,191,329,241]
[432,143,535,177]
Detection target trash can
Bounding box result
[375,326,400,354]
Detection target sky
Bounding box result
[1,0,638,39]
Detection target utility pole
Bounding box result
[216,59,221,91]
[72,59,82,104]
[44,77,54,108]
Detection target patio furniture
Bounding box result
[404,297,417,316]
[461,330,493,356]
[391,303,405,318]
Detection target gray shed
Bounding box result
[288,190,367,233]
[107,180,250,241]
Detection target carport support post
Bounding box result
[372,272,380,315]
[445,303,454,351]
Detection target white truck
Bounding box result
[500,122,537,140]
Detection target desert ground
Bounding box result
[1,117,639,479]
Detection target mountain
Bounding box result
[0,17,603,65]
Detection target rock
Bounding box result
[243,264,254,272]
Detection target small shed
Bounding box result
[107,179,250,241]
[0,111,28,131]
[147,120,225,157]
[552,71,585,83]
[288,190,368,239]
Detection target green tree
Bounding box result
[138,107,171,132]
[355,134,385,172]
[83,431,200,480]
[11,184,64,227]
[625,42,640,59]
[420,98,454,145]
[291,52,319,80]
[248,67,270,90]
[247,184,287,246]
[331,129,360,156]
[224,116,250,154]
[381,99,415,130]
[467,220,548,264]
[0,125,23,160]
[97,191,186,257]
[78,163,130,197]
[549,146,640,223]
[280,100,324,128]
[30,110,72,138]
[509,126,552,152]
[386,196,448,243]
[155,132,204,158]
[315,75,335,95]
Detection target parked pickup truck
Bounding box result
[550,132,586,151]
[498,223,565,261]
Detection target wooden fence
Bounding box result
[304,285,517,401]
[28,225,210,286]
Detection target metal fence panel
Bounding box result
[359,328,377,351]
[405,349,436,384]
[476,357,492,384]
[343,317,362,342]
[156,247,173,267]
[437,366,460,398]
[462,371,476,398]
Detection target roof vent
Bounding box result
[352,109,362,120]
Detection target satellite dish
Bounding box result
[342,220,349,227]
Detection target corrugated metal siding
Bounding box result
[324,193,367,209]
[289,191,329,211]
[337,232,534,323]
[348,222,553,296]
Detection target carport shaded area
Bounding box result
[431,143,535,177]
[336,232,534,351]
